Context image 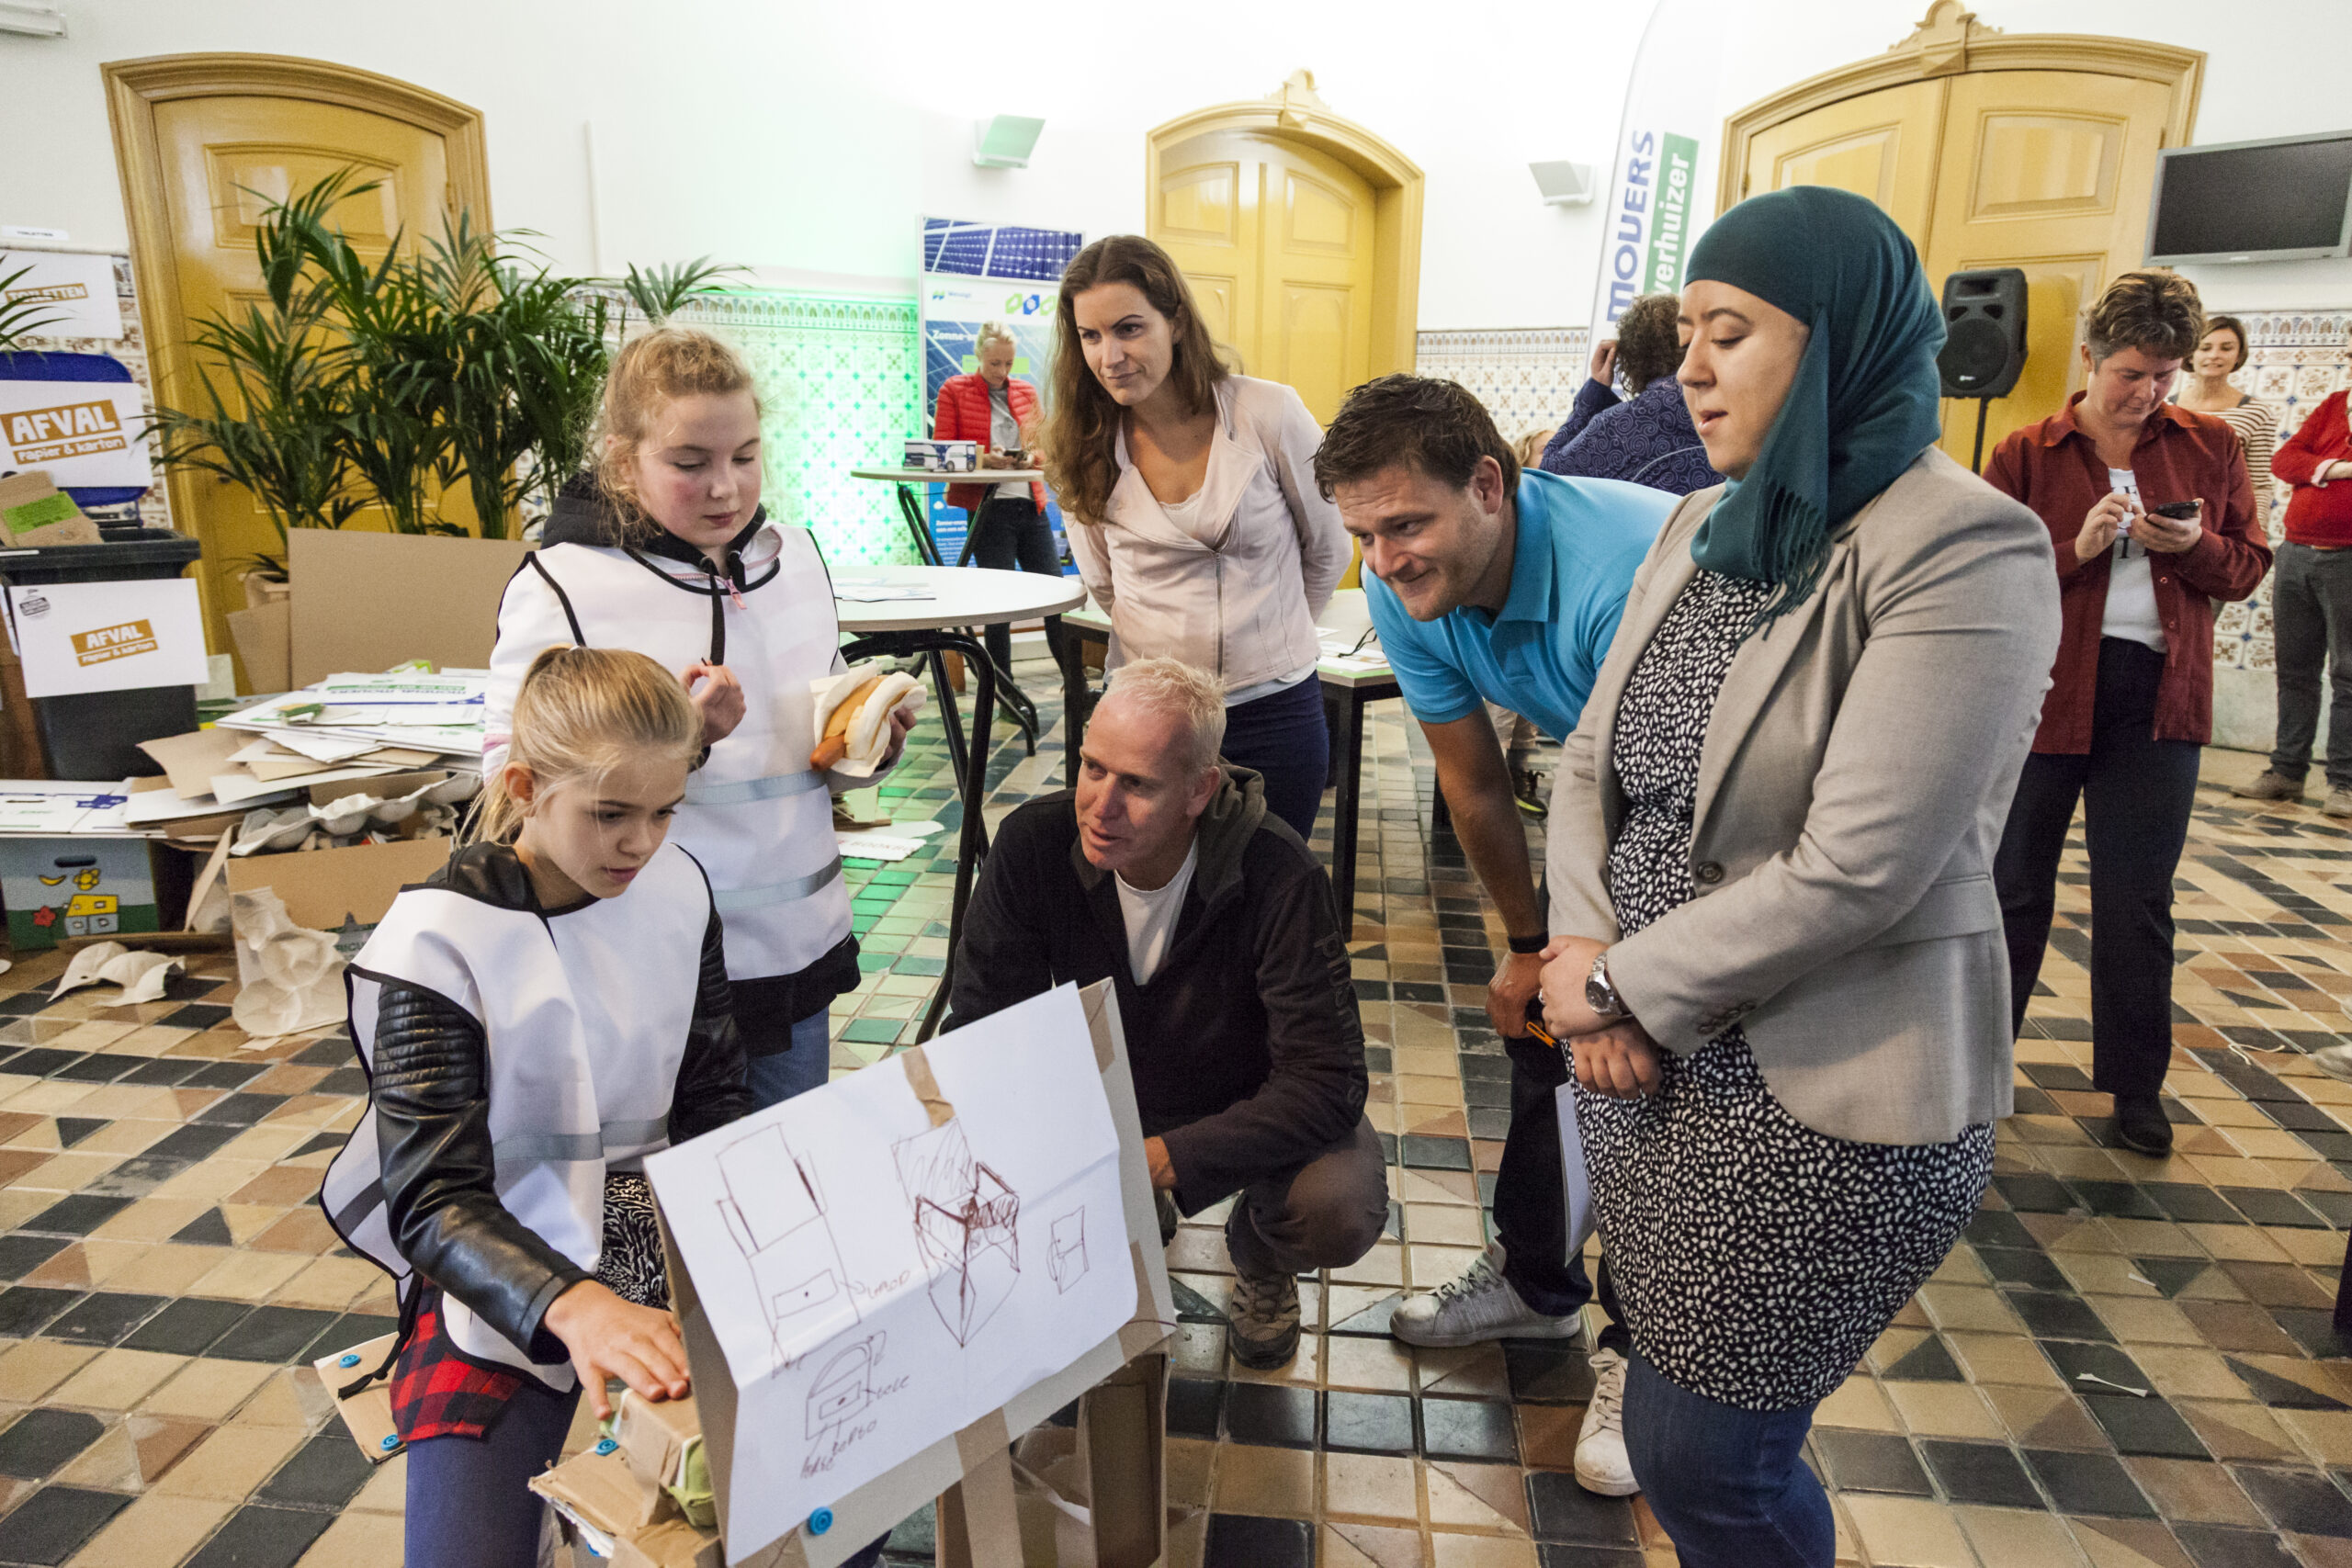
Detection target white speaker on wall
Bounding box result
[974,116,1046,170]
[0,3,67,36]
[1530,161,1597,207]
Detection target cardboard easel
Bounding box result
[662,980,1175,1568]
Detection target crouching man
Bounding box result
[946,658,1384,1367]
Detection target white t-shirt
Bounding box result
[1115,840,1198,986]
[2100,468,2167,652]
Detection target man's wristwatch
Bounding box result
[1586,952,1628,1021]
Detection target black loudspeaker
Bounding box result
[1937,268,2029,399]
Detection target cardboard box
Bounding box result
[612,1519,723,1568]
[287,529,529,687]
[311,1335,402,1464]
[0,473,102,548]
[0,835,158,950]
[534,1446,675,1535]
[613,1389,701,1493]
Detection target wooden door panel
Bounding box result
[1158,161,1241,245]
[1280,168,1357,256]
[153,96,458,592]
[1742,81,1945,248]
[1272,284,1353,421]
[1925,71,2172,466]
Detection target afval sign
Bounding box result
[0,380,151,490]
[1587,0,1725,340]
[6,580,206,699]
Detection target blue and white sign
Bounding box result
[1587,0,1724,338]
[917,219,1084,566]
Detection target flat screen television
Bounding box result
[2145,131,2352,265]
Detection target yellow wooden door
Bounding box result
[1740,81,1949,252]
[1153,130,1375,424]
[1920,71,2177,465]
[151,96,467,626]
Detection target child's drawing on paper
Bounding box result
[893,1118,1020,1346]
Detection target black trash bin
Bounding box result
[0,531,205,779]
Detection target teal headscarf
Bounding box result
[1684,186,1946,630]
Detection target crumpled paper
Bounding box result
[51,943,183,1004]
[229,887,345,1038]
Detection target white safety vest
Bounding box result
[319,842,709,1387]
[485,521,853,983]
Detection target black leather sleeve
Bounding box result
[670,907,754,1145]
[370,982,587,1362]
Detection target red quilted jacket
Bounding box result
[933,372,1046,513]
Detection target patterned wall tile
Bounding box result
[1416,327,1593,447]
[2213,310,2350,674]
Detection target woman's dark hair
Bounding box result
[1314,375,1518,501]
[2084,269,2204,365]
[1036,235,1229,526]
[2200,314,2250,373]
[1613,293,1686,391]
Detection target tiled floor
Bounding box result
[0,657,2346,1565]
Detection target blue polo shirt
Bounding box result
[1364,469,1673,739]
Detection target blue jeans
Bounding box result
[1219,674,1329,842]
[1623,1350,1831,1568]
[743,1008,832,1109]
[405,1377,581,1568]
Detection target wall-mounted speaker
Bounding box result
[1529,161,1597,207]
[1937,268,2029,400]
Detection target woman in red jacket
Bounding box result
[2239,388,2352,815]
[1985,270,2270,1157]
[933,321,1066,679]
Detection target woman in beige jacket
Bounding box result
[1534,188,2060,1566]
[1038,235,1351,840]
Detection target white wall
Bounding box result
[2,0,2346,329]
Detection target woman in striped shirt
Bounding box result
[2178,314,2278,528]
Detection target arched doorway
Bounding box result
[1720,3,2203,465]
[1147,71,1423,426]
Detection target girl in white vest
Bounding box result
[488,327,915,1109]
[320,647,752,1568]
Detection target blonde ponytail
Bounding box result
[472,647,702,844]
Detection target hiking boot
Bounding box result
[1576,1348,1639,1495]
[2112,1093,2174,1156]
[1390,1245,1589,1348]
[1227,1267,1301,1369]
[2233,770,2308,803]
[2327,788,2352,819]
[1511,768,1549,819]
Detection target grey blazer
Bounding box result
[1547,447,2062,1145]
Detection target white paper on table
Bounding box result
[0,782,129,835]
[0,252,124,340]
[122,780,296,826]
[0,379,149,487]
[208,764,396,808]
[1555,1084,1599,1258]
[831,578,935,604]
[646,984,1132,1563]
[234,731,377,765]
[6,579,207,699]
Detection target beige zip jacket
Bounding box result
[1067,376,1349,694]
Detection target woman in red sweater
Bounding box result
[933,321,1066,679]
[2241,389,2352,815]
[1984,270,2269,1157]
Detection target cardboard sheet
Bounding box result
[224,598,291,694]
[649,984,1158,1566]
[288,530,528,687]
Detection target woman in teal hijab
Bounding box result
[1533,187,2061,1565]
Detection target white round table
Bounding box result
[835,566,1088,1041]
[849,467,1048,568]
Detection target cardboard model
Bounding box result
[652,980,1174,1567]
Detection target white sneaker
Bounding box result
[1577,1348,1639,1496]
[2310,1044,2352,1084]
[1389,1245,1589,1348]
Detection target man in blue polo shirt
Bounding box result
[1315,375,1673,1498]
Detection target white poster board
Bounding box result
[0,380,151,489]
[6,579,208,698]
[0,252,122,342]
[647,984,1134,1564]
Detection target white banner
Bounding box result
[0,381,152,490]
[0,253,123,342]
[7,580,208,698]
[1587,0,1726,338]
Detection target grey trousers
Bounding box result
[2270,542,2352,790]
[1224,1117,1390,1279]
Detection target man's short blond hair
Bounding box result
[1102,658,1227,775]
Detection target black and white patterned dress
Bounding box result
[1578,569,1994,1412]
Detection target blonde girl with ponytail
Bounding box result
[321,646,753,1568]
[488,326,919,1112]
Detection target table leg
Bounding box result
[1331,692,1365,936]
[897,483,943,568]
[926,648,968,788]
[1059,629,1091,792]
[922,635,998,1042]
